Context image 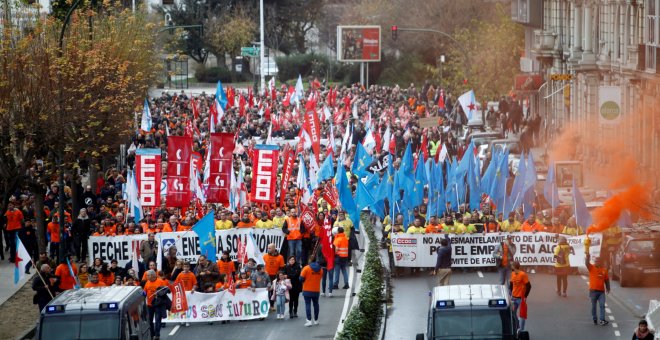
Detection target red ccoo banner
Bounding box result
[135,148,162,207]
[166,136,193,207]
[168,281,188,313]
[250,145,279,204]
[207,133,234,204]
[279,148,294,207]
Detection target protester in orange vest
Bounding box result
[586,254,610,325]
[282,210,304,264]
[332,227,350,290]
[263,243,285,311]
[84,273,107,288]
[54,255,78,290]
[216,251,236,278]
[300,260,323,326]
[175,262,197,292]
[143,270,169,339]
[509,261,531,332]
[520,214,539,232]
[47,218,61,260]
[5,202,24,262]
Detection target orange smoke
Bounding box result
[545,113,659,233]
[587,183,651,233]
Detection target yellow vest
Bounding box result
[255,219,274,229]
[215,220,233,230]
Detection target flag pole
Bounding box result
[30,259,55,299]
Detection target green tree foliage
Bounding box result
[205,6,256,61]
[0,3,159,250]
[435,4,524,99]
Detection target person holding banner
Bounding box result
[494,236,517,286]
[432,236,452,286]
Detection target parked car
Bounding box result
[610,229,660,287]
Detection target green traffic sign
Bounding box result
[240,47,259,57]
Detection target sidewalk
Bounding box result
[0,257,34,306]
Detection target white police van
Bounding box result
[416,284,530,340]
[38,286,151,340]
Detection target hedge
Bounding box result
[194,66,253,83]
[337,213,385,340]
[274,53,359,84]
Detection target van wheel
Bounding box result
[415,334,425,340]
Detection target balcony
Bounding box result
[638,44,660,74]
[531,30,558,60]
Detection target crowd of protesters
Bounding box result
[1,76,563,332]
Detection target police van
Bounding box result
[38,286,151,340]
[416,284,530,340]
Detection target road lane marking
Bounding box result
[608,315,615,321]
[614,330,620,337]
[477,271,484,278]
[581,275,588,280]
[612,322,618,328]
[169,325,180,336]
[606,308,612,313]
[605,303,609,307]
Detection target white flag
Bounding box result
[13,235,30,284]
[140,98,152,131]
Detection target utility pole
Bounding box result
[259,0,265,93]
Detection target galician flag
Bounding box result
[458,90,477,121]
[14,234,30,285]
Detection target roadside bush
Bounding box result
[275,53,359,85]
[195,66,232,83]
[337,213,385,340]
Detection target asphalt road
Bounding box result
[384,268,659,340]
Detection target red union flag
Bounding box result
[168,281,188,313]
[303,105,321,162]
[323,181,339,208]
[250,145,279,204]
[207,133,234,204]
[166,136,192,207]
[135,148,162,207]
[279,148,294,207]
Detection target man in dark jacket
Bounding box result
[432,236,452,286]
[20,219,38,273]
[32,264,59,312]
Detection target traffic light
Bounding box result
[391,25,398,41]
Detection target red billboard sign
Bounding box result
[337,26,381,62]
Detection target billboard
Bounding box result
[337,25,381,62]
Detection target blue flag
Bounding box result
[318,154,335,182]
[140,98,152,131]
[480,149,500,198]
[523,153,537,194]
[467,152,481,210]
[356,179,376,211]
[336,166,360,228]
[445,158,459,210]
[433,160,446,217]
[193,211,217,262]
[573,179,592,228]
[66,257,81,289]
[351,143,374,178]
[374,155,394,202]
[544,161,560,209]
[407,153,426,209]
[215,81,228,109]
[396,143,415,190]
[490,149,510,212]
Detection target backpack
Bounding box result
[556,246,567,265]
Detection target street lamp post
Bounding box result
[439,54,445,88]
[259,0,265,93]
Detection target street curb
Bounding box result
[609,289,646,319]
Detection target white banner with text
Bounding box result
[391,232,602,268]
[163,288,270,322]
[88,228,285,267]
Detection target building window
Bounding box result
[647,0,659,46]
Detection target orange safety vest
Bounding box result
[333,233,349,258]
[286,217,302,240]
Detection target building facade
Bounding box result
[514,0,660,192]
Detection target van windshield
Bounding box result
[40,314,119,340]
[433,309,512,339]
